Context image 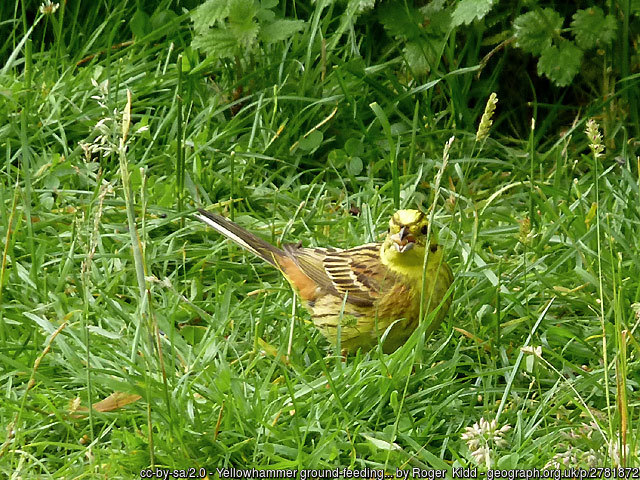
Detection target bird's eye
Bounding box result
[421,225,428,234]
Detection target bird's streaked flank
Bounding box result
[195,209,453,353]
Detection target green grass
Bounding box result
[1,0,639,477]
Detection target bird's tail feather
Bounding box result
[195,209,284,267]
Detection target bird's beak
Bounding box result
[391,227,415,253]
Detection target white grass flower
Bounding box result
[545,447,578,468]
[462,417,511,468]
[471,447,491,465]
[39,0,59,15]
[582,449,599,467]
[547,421,628,468]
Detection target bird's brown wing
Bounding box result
[284,243,387,307]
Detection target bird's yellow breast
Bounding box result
[307,248,452,353]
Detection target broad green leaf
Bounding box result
[404,41,430,75]
[151,10,178,36]
[347,156,363,176]
[192,29,244,59]
[191,0,231,30]
[344,138,364,157]
[498,453,520,469]
[256,7,275,23]
[39,193,54,210]
[227,1,260,49]
[191,0,231,35]
[299,130,323,150]
[514,8,563,55]
[130,9,151,38]
[420,0,452,36]
[191,0,260,58]
[328,149,348,166]
[571,7,617,49]
[260,19,305,44]
[537,39,582,86]
[451,0,496,27]
[378,1,422,40]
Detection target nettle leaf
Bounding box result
[260,19,305,44]
[191,0,232,35]
[537,39,583,86]
[514,8,563,55]
[451,0,496,27]
[192,0,303,60]
[227,0,260,48]
[192,29,241,59]
[378,1,423,40]
[191,0,259,56]
[256,6,276,23]
[571,7,617,50]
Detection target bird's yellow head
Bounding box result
[381,209,438,273]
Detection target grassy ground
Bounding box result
[1,1,639,477]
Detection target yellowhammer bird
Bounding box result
[195,209,453,353]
